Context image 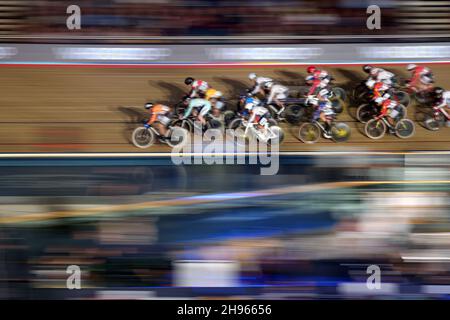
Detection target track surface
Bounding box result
[0,65,448,153]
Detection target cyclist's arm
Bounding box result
[250,83,261,95]
[147,111,157,125]
[435,100,447,109]
[189,88,197,98]
[267,89,276,104]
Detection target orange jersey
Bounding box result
[373,82,389,99]
[148,104,171,124]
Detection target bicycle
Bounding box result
[297,114,351,144]
[132,123,189,149]
[364,113,415,139]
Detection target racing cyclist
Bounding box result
[406,64,434,93]
[363,65,396,89]
[432,87,450,127]
[248,73,274,96]
[144,102,172,140]
[307,88,335,139]
[245,99,271,134]
[265,82,289,115]
[305,66,331,87]
[376,98,402,131]
[205,88,225,117]
[184,77,209,99]
[180,93,211,127]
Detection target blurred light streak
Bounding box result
[0,179,448,224]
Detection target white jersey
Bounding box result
[370,68,394,85]
[267,84,289,104]
[437,91,450,108]
[252,106,269,116]
[189,80,209,98]
[251,76,273,94]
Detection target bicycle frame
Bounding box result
[434,106,450,120]
[243,121,277,142]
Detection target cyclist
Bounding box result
[248,73,274,96]
[185,77,209,99]
[406,64,434,92]
[377,98,401,131]
[245,99,271,132]
[307,88,335,138]
[432,87,450,127]
[180,93,211,127]
[241,96,261,117]
[144,102,172,139]
[372,81,391,105]
[265,82,289,115]
[306,66,331,86]
[206,88,225,117]
[363,65,395,89]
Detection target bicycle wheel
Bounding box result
[132,127,155,148]
[356,104,376,123]
[330,122,351,142]
[423,114,440,131]
[298,122,320,144]
[394,104,407,120]
[393,90,410,107]
[228,118,244,130]
[206,117,224,133]
[285,104,305,124]
[268,118,278,127]
[395,119,415,139]
[223,110,236,127]
[415,91,430,105]
[332,87,347,101]
[170,118,193,132]
[352,83,367,100]
[268,126,284,145]
[166,127,189,148]
[331,97,344,114]
[365,118,386,139]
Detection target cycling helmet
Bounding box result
[184,77,194,85]
[307,66,316,74]
[245,102,255,111]
[211,90,223,99]
[363,65,373,73]
[248,73,257,80]
[264,81,274,89]
[434,87,444,97]
[245,96,257,105]
[144,102,153,109]
[407,64,417,71]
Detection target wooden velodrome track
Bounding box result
[0,64,448,153]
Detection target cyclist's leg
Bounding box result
[198,104,211,125]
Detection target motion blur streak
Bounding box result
[1,179,448,224]
[0,157,449,299]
